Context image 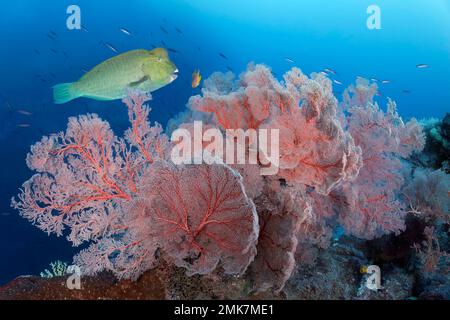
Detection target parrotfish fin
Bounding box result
[129,76,149,88]
[53,83,81,104]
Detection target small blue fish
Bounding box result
[324,68,337,75]
[160,26,169,34]
[47,31,57,40]
[103,42,119,53]
[17,110,33,116]
[119,28,132,36]
[416,64,429,69]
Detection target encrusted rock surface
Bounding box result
[1,237,430,300]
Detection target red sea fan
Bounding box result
[123,93,171,164]
[264,106,361,194]
[275,72,362,194]
[73,231,160,280]
[74,160,260,280]
[146,161,259,276]
[342,77,378,109]
[189,65,295,130]
[189,64,362,194]
[11,93,172,247]
[338,183,407,240]
[11,114,136,245]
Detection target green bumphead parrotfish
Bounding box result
[53,48,178,104]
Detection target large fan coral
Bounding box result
[338,97,426,239]
[190,65,362,194]
[142,161,259,276]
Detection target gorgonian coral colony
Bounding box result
[14,63,444,293]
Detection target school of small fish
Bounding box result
[2,17,432,131]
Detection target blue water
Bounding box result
[0,0,449,285]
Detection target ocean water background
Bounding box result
[0,0,449,285]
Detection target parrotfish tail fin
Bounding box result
[53,83,81,104]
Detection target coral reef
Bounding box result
[10,63,449,298]
[40,261,69,278]
[0,241,415,300]
[12,93,258,282]
[413,113,450,172]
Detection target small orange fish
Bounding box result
[192,69,202,88]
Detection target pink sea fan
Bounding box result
[339,184,406,239]
[232,163,265,199]
[251,181,312,293]
[283,67,309,102]
[263,71,362,193]
[347,99,425,161]
[145,161,259,276]
[12,93,174,245]
[402,168,450,222]
[173,119,265,199]
[11,114,135,245]
[124,93,171,164]
[189,64,362,194]
[73,193,163,280]
[189,65,294,130]
[75,160,260,279]
[338,86,426,239]
[295,188,335,255]
[73,231,160,280]
[202,71,236,95]
[342,77,378,110]
[265,106,362,194]
[11,92,169,247]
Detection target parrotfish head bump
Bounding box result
[145,48,178,86]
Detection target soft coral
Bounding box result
[13,91,260,280]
